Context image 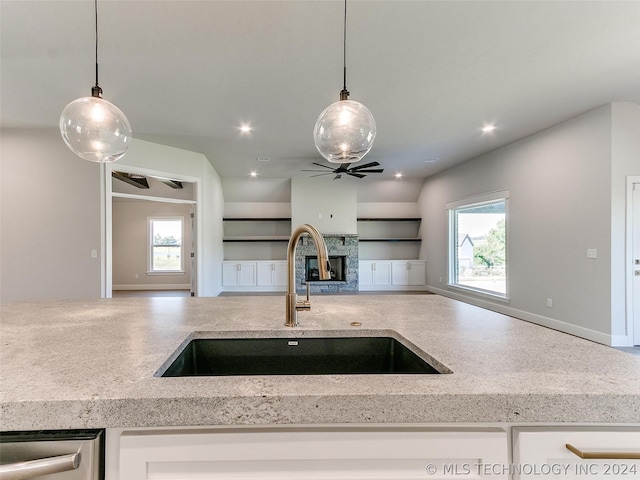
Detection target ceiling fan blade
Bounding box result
[347,172,366,179]
[350,169,384,173]
[310,173,333,177]
[301,169,334,172]
[312,162,337,170]
[334,174,342,180]
[349,161,380,171]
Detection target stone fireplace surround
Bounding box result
[294,234,358,293]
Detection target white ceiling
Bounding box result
[2,1,639,181]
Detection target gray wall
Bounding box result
[1,129,102,301]
[418,103,640,345]
[112,199,192,289]
[0,130,225,301]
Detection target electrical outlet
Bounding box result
[90,249,98,258]
[546,298,553,308]
[587,248,598,259]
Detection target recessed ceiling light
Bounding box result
[249,171,258,177]
[395,173,402,179]
[481,124,496,133]
[239,124,252,133]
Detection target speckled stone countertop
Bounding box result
[1,294,639,431]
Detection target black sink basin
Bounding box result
[160,336,444,376]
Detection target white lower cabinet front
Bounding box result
[116,426,508,479]
[221,262,257,287]
[513,427,640,479]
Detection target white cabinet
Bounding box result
[360,260,426,291]
[117,426,508,480]
[221,261,256,287]
[513,427,640,479]
[256,261,287,287]
[359,260,392,287]
[392,261,426,286]
[222,261,286,291]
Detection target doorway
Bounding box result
[632,180,640,345]
[104,166,199,298]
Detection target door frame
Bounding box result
[102,164,201,298]
[626,176,640,345]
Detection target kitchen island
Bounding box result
[1,294,639,430]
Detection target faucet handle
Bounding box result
[296,282,311,311]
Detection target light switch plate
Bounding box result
[586,248,597,259]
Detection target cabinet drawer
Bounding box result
[513,427,640,479]
[119,426,508,479]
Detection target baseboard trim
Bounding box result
[113,284,191,291]
[426,285,612,346]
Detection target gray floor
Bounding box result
[112,290,191,298]
[615,347,640,357]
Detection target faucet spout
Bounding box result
[285,224,330,327]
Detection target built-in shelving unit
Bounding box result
[357,218,422,242]
[357,218,422,260]
[222,218,291,261]
[223,218,291,242]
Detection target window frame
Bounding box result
[147,216,185,275]
[447,190,510,301]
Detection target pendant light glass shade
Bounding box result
[59,0,131,163]
[313,0,375,164]
[60,95,131,163]
[313,98,376,164]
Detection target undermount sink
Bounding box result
[158,335,449,377]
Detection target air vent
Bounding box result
[257,156,271,162]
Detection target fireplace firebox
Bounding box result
[305,255,347,282]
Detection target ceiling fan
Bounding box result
[302,161,384,180]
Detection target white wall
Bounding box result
[116,139,224,296]
[419,105,615,343]
[419,102,640,345]
[0,129,102,302]
[291,178,358,234]
[112,199,192,290]
[610,102,640,340]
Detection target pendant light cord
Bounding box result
[340,0,349,100]
[92,0,103,97]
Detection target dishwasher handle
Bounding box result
[0,451,80,480]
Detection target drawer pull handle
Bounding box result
[0,451,80,480]
[566,443,640,460]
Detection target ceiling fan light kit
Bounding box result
[59,0,131,163]
[313,0,376,164]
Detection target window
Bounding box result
[148,217,184,273]
[448,191,508,298]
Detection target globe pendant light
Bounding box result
[60,0,131,163]
[313,0,376,164]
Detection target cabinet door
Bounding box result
[407,261,426,285]
[358,261,374,286]
[513,427,640,480]
[256,262,287,287]
[272,261,288,287]
[391,262,409,285]
[119,427,509,480]
[221,262,240,287]
[372,261,392,286]
[237,262,257,286]
[256,262,273,286]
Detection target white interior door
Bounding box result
[633,183,640,346]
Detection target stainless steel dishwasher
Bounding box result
[0,429,103,480]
